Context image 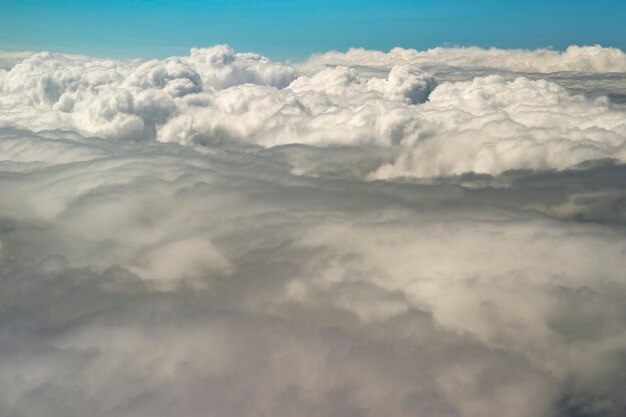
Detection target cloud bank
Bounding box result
[0,44,625,417]
[305,45,626,73]
[2,45,626,178]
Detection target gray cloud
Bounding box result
[0,45,625,417]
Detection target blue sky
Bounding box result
[1,0,625,60]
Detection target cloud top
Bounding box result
[305,45,626,73]
[2,45,626,177]
[1,44,626,417]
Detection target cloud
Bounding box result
[0,50,34,70]
[0,45,297,140]
[372,75,626,178]
[0,45,626,417]
[304,45,626,73]
[2,46,626,177]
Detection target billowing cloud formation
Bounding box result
[2,45,626,178]
[0,45,626,417]
[0,50,36,70]
[305,45,626,73]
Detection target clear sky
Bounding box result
[1,0,625,61]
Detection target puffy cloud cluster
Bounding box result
[305,44,626,73]
[1,45,626,417]
[2,45,626,178]
[0,45,297,140]
[0,50,35,70]
[372,76,626,178]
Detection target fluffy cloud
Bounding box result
[0,50,34,70]
[0,44,626,417]
[305,45,626,73]
[2,45,626,177]
[372,76,626,178]
[0,45,297,140]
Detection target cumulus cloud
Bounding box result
[0,44,626,417]
[372,76,626,178]
[305,44,626,73]
[0,45,297,140]
[2,45,626,177]
[0,50,34,70]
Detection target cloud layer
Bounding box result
[2,45,626,179]
[0,45,626,417]
[305,45,626,73]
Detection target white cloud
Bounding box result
[0,50,34,70]
[0,44,626,417]
[304,45,626,73]
[0,45,297,140]
[2,46,626,177]
[372,76,626,178]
